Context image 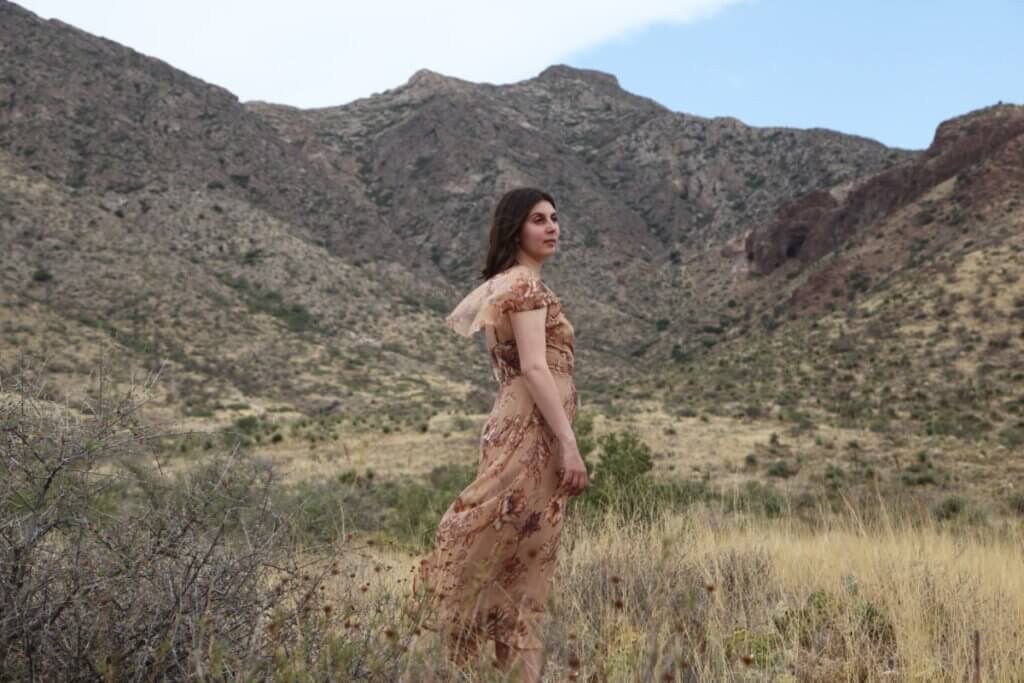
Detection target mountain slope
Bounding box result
[637,104,1024,503]
[2,0,916,425]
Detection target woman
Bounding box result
[411,187,588,681]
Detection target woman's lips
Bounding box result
[544,239,557,245]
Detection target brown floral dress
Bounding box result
[410,264,578,663]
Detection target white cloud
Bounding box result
[17,0,749,107]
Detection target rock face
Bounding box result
[743,189,839,272]
[745,104,1024,275]
[950,117,1024,210]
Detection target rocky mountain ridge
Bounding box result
[2,0,1017,437]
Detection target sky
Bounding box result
[16,0,1023,150]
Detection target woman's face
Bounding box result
[518,200,559,260]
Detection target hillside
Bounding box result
[4,3,1024,680]
[0,0,913,429]
[627,104,1024,512]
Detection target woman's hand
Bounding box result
[556,438,588,496]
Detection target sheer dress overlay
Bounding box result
[410,264,578,663]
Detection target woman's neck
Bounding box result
[514,254,543,278]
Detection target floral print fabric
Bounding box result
[411,264,577,663]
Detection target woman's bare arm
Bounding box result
[510,307,573,441]
[510,307,588,494]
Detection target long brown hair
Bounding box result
[479,187,557,281]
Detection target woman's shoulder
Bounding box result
[490,263,534,283]
[445,265,556,338]
[493,264,554,294]
[494,265,556,302]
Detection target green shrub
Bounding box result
[570,428,667,523]
[726,481,786,517]
[934,495,966,521]
[901,450,944,486]
[766,460,798,478]
[1007,492,1024,516]
[385,464,477,548]
[997,423,1024,449]
[234,414,261,434]
[275,469,387,543]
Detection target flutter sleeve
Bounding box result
[445,268,556,338]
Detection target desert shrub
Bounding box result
[997,422,1024,449]
[31,266,53,282]
[574,428,653,518]
[274,470,386,543]
[901,450,943,486]
[271,462,478,548]
[766,460,799,478]
[387,463,477,548]
[934,495,966,520]
[0,356,340,680]
[724,481,787,517]
[1008,492,1024,517]
[568,429,715,525]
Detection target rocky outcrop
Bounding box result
[745,104,1024,275]
[950,116,1024,209]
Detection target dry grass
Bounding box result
[8,352,1022,681]
[393,498,1024,681]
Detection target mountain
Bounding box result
[651,103,1023,494]
[6,0,1005,439]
